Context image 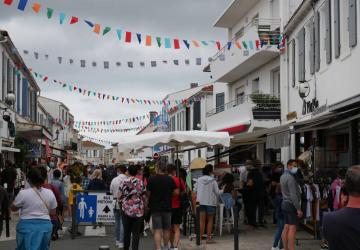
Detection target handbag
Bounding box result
[179,179,190,210]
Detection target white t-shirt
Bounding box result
[13,187,57,220]
[110,174,128,210]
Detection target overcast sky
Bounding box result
[0,0,230,143]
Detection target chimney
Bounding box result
[149,111,158,123]
[190,83,198,89]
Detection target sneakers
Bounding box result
[271,247,279,250]
[116,241,124,249]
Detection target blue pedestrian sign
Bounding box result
[76,193,115,223]
[76,194,97,223]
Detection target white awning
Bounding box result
[1,146,20,153]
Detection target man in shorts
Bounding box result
[280,160,302,250]
[148,162,176,250]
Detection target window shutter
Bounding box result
[349,0,357,48]
[292,40,296,87]
[193,101,201,130]
[309,17,315,74]
[297,27,306,82]
[334,0,341,58]
[21,78,28,117]
[315,11,321,72]
[325,0,332,64]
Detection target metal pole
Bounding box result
[195,202,201,246]
[176,144,180,177]
[71,191,77,239]
[234,205,239,250]
[5,206,9,237]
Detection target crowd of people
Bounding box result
[0,157,359,250]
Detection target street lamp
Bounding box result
[5,92,16,106]
[298,80,311,98]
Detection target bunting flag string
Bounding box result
[21,39,280,70]
[78,125,143,134]
[2,0,283,51]
[74,113,153,127]
[80,135,116,145]
[22,49,209,69]
[31,70,188,106]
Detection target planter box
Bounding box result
[252,107,281,120]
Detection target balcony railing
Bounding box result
[206,93,281,120]
[212,18,281,62]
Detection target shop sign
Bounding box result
[302,97,319,115]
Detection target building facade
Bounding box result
[0,29,41,167]
[280,0,360,170]
[205,0,282,166]
[81,140,105,165]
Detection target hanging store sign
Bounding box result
[302,97,319,115]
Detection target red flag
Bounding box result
[4,0,13,5]
[174,39,180,49]
[125,32,132,43]
[216,41,221,50]
[70,16,78,24]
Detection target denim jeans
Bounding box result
[273,218,284,249]
[114,209,124,243]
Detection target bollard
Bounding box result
[234,205,239,250]
[195,202,201,246]
[99,246,110,250]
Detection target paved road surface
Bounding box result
[0,225,154,250]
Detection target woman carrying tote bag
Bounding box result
[11,167,57,250]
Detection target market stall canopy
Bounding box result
[117,131,231,151]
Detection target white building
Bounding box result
[205,0,282,165]
[81,140,105,165]
[0,29,42,166]
[38,96,76,161]
[279,0,360,168]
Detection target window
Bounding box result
[319,0,332,68]
[185,107,190,131]
[6,58,11,95]
[349,0,357,47]
[315,11,321,71]
[193,101,201,130]
[290,40,296,87]
[271,69,280,97]
[216,93,225,113]
[1,52,5,101]
[235,86,245,105]
[307,17,315,75]
[297,27,306,82]
[62,109,64,121]
[340,0,351,56]
[252,78,260,93]
[334,0,341,58]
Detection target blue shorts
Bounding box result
[199,205,216,215]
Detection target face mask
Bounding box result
[290,167,298,174]
[49,162,55,168]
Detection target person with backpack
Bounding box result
[167,164,186,250]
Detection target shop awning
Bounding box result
[16,122,52,141]
[294,108,360,133]
[231,124,290,146]
[0,146,20,153]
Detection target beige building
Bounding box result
[81,140,105,165]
